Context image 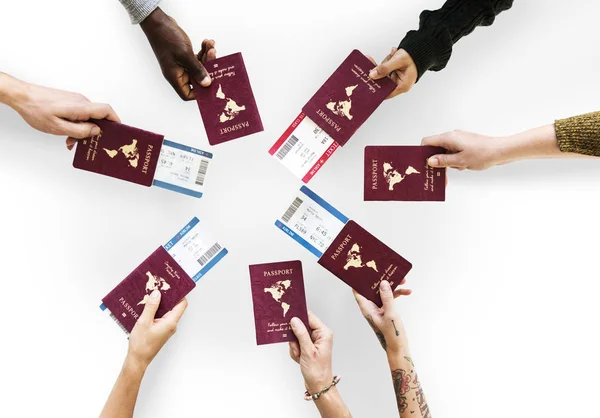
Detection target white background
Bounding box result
[0,1,599,417]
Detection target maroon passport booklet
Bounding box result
[302,50,396,146]
[193,52,263,145]
[101,247,196,334]
[318,221,412,307]
[249,260,309,345]
[364,146,446,201]
[73,119,164,187]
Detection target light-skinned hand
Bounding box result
[127,290,188,369]
[8,80,119,149]
[354,280,410,355]
[288,312,334,393]
[141,7,216,101]
[422,130,509,171]
[369,47,418,99]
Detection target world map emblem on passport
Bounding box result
[101,246,196,334]
[364,146,446,201]
[318,220,412,307]
[302,49,396,146]
[249,260,309,345]
[72,119,164,186]
[193,52,263,145]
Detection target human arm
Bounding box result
[354,281,431,418]
[99,290,188,418]
[422,112,600,170]
[0,72,119,144]
[288,313,352,418]
[138,7,216,100]
[369,0,513,98]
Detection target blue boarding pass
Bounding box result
[153,140,213,198]
[275,186,349,258]
[164,217,228,282]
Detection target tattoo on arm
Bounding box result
[365,315,386,351]
[391,358,431,418]
[392,320,400,336]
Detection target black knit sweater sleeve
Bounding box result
[398,0,514,80]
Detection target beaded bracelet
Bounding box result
[304,376,341,401]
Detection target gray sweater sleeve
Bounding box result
[119,0,161,24]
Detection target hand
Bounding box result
[141,7,216,100]
[369,48,418,99]
[127,290,188,369]
[289,313,334,393]
[422,130,510,171]
[6,78,119,146]
[354,280,409,356]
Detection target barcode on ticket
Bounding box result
[196,159,209,186]
[276,135,299,160]
[282,197,303,223]
[197,243,222,266]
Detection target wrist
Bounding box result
[386,347,411,367]
[0,73,27,109]
[140,7,166,32]
[305,374,335,395]
[124,353,150,374]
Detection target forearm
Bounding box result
[399,0,514,79]
[0,72,26,109]
[312,387,353,418]
[500,124,594,163]
[99,356,147,418]
[387,351,431,418]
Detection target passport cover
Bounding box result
[249,260,309,345]
[364,146,446,201]
[318,221,412,307]
[193,52,263,145]
[73,119,164,187]
[102,246,196,333]
[302,50,396,146]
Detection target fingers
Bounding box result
[182,53,211,87]
[366,55,377,66]
[290,317,314,352]
[379,280,396,313]
[56,102,120,124]
[393,288,412,298]
[138,290,161,324]
[197,39,217,63]
[289,341,300,362]
[369,60,394,80]
[54,119,101,139]
[307,311,327,332]
[66,137,77,151]
[162,298,188,324]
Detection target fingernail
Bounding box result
[381,280,390,291]
[91,126,100,136]
[428,157,439,167]
[200,76,211,86]
[369,69,378,78]
[150,289,160,300]
[290,317,300,328]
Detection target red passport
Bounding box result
[193,53,263,145]
[101,247,196,334]
[318,221,412,307]
[249,260,309,345]
[73,119,164,187]
[302,50,396,146]
[364,146,446,201]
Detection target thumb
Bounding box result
[182,54,211,87]
[427,153,462,168]
[369,61,394,80]
[139,290,161,324]
[290,317,314,353]
[379,280,395,312]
